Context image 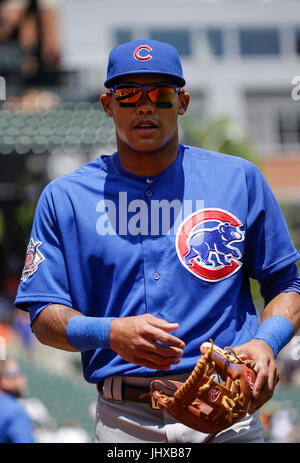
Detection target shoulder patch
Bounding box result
[21,238,45,282]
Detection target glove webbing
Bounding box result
[170,340,246,424]
[172,342,215,407]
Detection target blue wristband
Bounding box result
[254,315,294,358]
[66,316,116,351]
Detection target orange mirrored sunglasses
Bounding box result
[107,83,184,108]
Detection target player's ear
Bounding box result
[100,92,113,117]
[178,90,189,116]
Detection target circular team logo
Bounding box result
[134,44,153,61]
[176,208,245,282]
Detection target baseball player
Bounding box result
[15,39,300,443]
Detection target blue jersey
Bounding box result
[15,145,300,382]
[0,393,35,443]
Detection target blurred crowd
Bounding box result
[0,355,92,443]
[0,255,93,443]
[0,305,92,443]
[259,340,300,443]
[0,0,61,91]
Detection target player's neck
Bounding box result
[116,138,179,177]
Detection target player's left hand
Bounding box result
[233,339,280,414]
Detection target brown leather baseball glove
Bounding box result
[150,339,257,434]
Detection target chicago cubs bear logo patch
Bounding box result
[21,238,45,282]
[176,208,245,282]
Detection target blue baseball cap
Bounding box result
[104,39,186,88]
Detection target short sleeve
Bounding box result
[243,162,300,280]
[15,184,73,310]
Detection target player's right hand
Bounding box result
[109,314,185,370]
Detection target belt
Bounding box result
[97,380,159,408]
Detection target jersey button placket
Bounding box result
[144,185,154,235]
[143,183,163,319]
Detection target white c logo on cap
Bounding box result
[134,45,153,61]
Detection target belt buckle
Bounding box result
[137,391,160,409]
